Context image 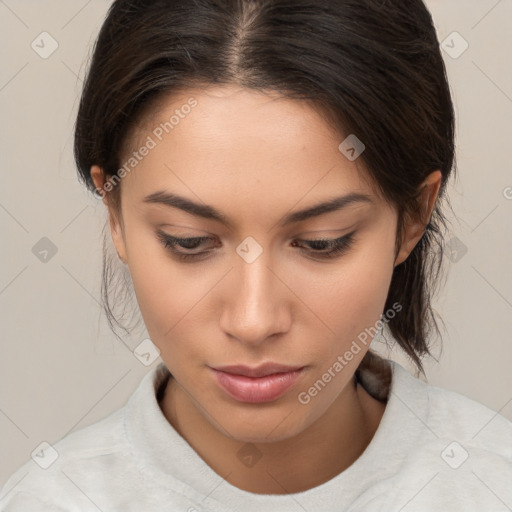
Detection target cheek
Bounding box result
[122,223,206,340]
[291,242,395,371]
[128,258,214,381]
[296,249,393,327]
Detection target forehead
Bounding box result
[120,85,379,202]
[133,85,339,149]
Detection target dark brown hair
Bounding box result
[74,0,457,385]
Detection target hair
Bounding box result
[74,0,457,395]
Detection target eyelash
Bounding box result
[155,229,356,262]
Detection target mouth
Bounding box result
[209,363,306,403]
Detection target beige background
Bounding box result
[1,0,511,488]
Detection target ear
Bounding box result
[394,170,442,267]
[90,165,128,264]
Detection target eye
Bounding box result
[155,230,218,262]
[291,232,356,259]
[155,229,356,262]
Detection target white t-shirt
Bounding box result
[1,359,511,511]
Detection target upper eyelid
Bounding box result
[156,223,358,240]
[158,232,354,249]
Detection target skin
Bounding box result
[91,84,441,494]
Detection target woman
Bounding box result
[1,0,511,510]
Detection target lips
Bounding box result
[213,363,304,378]
[210,363,306,403]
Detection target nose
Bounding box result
[219,251,292,347]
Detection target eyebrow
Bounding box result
[143,190,374,228]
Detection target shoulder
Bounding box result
[420,368,512,457]
[0,406,130,511]
[374,360,512,509]
[0,365,172,511]
[390,359,512,454]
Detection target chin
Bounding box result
[227,425,298,445]
[210,403,311,444]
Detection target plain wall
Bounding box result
[1,0,511,487]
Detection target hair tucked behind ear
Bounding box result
[74,0,457,390]
[99,221,145,342]
[354,350,394,402]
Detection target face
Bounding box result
[93,85,419,443]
